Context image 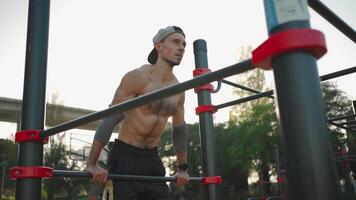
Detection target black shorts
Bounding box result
[107,139,170,200]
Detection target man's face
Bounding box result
[157,33,186,66]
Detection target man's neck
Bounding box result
[152,60,174,81]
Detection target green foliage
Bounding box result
[229,46,271,122]
[43,141,90,200]
[229,104,279,170]
[159,103,280,198]
[321,81,354,147]
[322,81,353,119]
[0,139,18,193]
[158,78,354,199]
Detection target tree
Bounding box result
[229,46,270,122]
[227,45,278,197]
[43,141,90,200]
[0,139,18,198]
[321,81,354,149]
[227,103,280,198]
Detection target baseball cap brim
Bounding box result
[148,48,158,64]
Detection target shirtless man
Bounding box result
[86,26,189,200]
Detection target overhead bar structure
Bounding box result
[14,1,356,200]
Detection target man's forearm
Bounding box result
[87,139,106,165]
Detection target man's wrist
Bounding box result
[86,160,97,166]
[177,163,188,171]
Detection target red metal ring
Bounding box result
[193,68,211,77]
[202,176,223,185]
[194,84,214,93]
[195,105,217,115]
[15,130,48,144]
[277,176,286,183]
[10,166,53,179]
[252,28,327,70]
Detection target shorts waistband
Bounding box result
[113,139,158,155]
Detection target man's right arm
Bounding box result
[85,68,145,183]
[86,139,107,183]
[85,112,125,183]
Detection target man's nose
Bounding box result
[178,45,185,52]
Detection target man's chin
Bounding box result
[167,59,181,67]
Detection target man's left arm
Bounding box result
[172,93,189,185]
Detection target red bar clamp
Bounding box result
[10,166,53,179]
[15,130,48,144]
[277,176,286,183]
[193,68,211,77]
[193,68,215,93]
[201,176,223,185]
[194,84,214,93]
[195,105,217,115]
[252,28,327,70]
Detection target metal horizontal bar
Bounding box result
[221,80,274,99]
[320,66,356,81]
[216,90,274,110]
[220,66,356,101]
[41,60,253,138]
[346,124,356,128]
[308,0,356,44]
[336,119,356,126]
[327,114,356,122]
[336,158,356,162]
[52,170,202,182]
[328,121,356,133]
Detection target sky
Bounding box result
[1,0,356,142]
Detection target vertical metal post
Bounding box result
[16,0,50,200]
[193,39,218,200]
[263,0,339,199]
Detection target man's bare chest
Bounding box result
[141,82,180,116]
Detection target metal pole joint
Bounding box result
[252,28,327,70]
[15,130,48,144]
[10,166,53,179]
[195,105,217,115]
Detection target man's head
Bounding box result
[148,26,186,66]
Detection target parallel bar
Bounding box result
[335,119,356,126]
[221,80,274,99]
[52,170,203,182]
[16,1,50,200]
[336,158,356,162]
[328,121,356,133]
[194,39,219,200]
[308,0,356,44]
[335,155,356,159]
[346,124,356,128]
[41,60,253,138]
[221,65,356,101]
[327,114,356,122]
[320,66,356,81]
[215,90,274,110]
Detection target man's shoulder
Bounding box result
[125,65,149,76]
[122,64,152,84]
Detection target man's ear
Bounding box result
[155,43,162,53]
